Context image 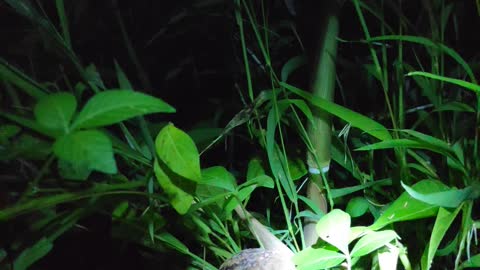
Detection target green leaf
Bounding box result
[155,123,201,182]
[459,253,480,269]
[281,82,392,141]
[34,92,77,133]
[196,166,236,208]
[13,237,53,270]
[266,106,296,202]
[0,58,47,99]
[367,35,476,84]
[401,182,473,208]
[53,130,117,175]
[154,159,194,214]
[316,209,351,255]
[156,232,190,254]
[0,124,21,143]
[422,207,462,270]
[351,230,399,257]
[356,138,454,159]
[294,247,345,270]
[247,158,266,181]
[407,71,480,94]
[72,90,175,129]
[281,55,306,82]
[330,179,391,198]
[199,166,236,191]
[346,197,370,218]
[370,180,449,230]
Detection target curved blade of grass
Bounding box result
[281,82,391,141]
[0,181,145,221]
[407,71,480,94]
[0,58,47,99]
[356,138,455,159]
[330,178,391,198]
[367,35,476,84]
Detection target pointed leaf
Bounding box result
[155,123,201,182]
[72,90,175,129]
[13,238,53,270]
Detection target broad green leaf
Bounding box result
[294,247,345,270]
[370,180,449,230]
[378,244,400,270]
[281,82,392,141]
[72,90,175,129]
[199,166,236,191]
[155,124,201,182]
[401,182,473,208]
[154,160,194,214]
[346,197,370,218]
[351,230,399,257]
[34,92,76,133]
[13,237,53,270]
[459,253,480,269]
[196,167,236,208]
[316,209,351,255]
[53,130,117,175]
[422,206,462,270]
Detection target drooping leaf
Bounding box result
[316,209,351,255]
[72,90,175,129]
[155,123,201,182]
[154,159,194,215]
